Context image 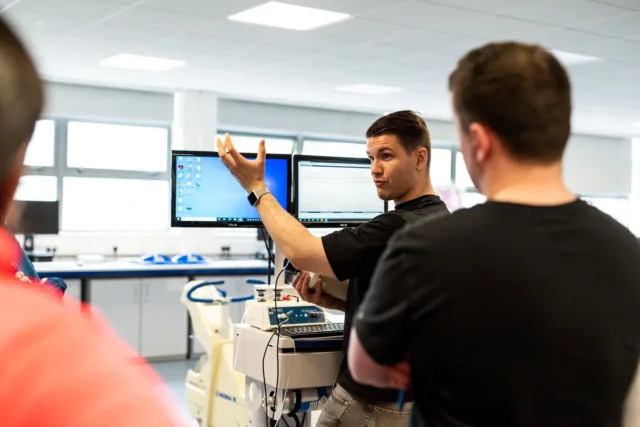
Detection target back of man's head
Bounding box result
[366,110,432,168]
[448,42,571,163]
[0,17,43,212]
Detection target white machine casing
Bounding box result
[307,273,349,302]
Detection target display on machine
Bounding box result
[294,155,387,227]
[171,151,292,228]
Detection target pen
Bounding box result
[397,388,406,411]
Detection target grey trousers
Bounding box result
[316,384,412,427]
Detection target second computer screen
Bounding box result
[296,158,385,223]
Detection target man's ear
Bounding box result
[416,147,428,171]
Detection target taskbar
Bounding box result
[175,217,262,222]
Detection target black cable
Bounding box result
[291,414,302,427]
[262,268,285,425]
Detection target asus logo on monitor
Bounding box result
[227,223,238,227]
[339,223,348,227]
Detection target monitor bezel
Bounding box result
[171,150,292,228]
[293,154,388,228]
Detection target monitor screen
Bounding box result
[294,155,386,227]
[171,151,291,228]
[15,201,60,235]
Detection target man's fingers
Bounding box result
[15,271,24,279]
[300,273,313,299]
[216,137,226,153]
[257,139,266,163]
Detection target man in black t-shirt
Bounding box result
[349,42,640,427]
[217,111,448,426]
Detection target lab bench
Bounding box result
[34,259,272,360]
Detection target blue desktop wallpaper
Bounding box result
[174,154,289,223]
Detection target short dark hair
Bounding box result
[366,110,432,167]
[449,42,571,163]
[0,17,44,178]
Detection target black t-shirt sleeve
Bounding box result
[354,227,419,366]
[321,214,406,281]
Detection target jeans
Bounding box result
[16,244,67,296]
[316,384,412,427]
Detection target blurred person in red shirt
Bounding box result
[0,16,190,427]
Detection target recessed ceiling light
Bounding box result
[98,54,185,72]
[549,49,602,66]
[335,84,403,95]
[228,1,351,31]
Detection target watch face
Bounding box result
[248,192,258,206]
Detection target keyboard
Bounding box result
[278,323,344,339]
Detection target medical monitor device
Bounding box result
[171,151,292,228]
[293,155,387,227]
[12,200,60,253]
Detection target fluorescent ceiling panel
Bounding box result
[228,1,351,31]
[335,84,403,95]
[99,54,185,72]
[550,50,602,66]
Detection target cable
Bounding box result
[262,268,286,426]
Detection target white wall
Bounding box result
[218,99,458,145]
[34,82,635,257]
[564,134,632,195]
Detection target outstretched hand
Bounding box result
[216,133,266,193]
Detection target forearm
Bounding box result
[256,194,333,275]
[348,329,396,388]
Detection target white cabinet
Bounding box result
[90,279,142,355]
[63,279,82,310]
[89,278,189,359]
[140,278,188,359]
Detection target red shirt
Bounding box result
[0,228,190,426]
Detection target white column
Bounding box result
[628,138,640,236]
[172,91,219,151]
[172,91,220,253]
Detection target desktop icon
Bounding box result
[195,182,201,187]
[186,173,192,179]
[178,190,184,195]
[196,165,201,171]
[177,206,183,212]
[177,181,183,186]
[186,182,192,187]
[178,198,183,203]
[196,157,201,162]
[195,174,201,179]
[186,207,192,211]
[177,173,183,178]
[187,165,193,170]
[178,157,183,161]
[187,158,193,162]
[178,165,184,169]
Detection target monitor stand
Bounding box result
[23,234,54,263]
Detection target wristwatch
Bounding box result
[248,187,270,207]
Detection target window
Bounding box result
[25,120,55,167]
[455,151,474,189]
[302,140,366,158]
[14,175,57,201]
[582,196,629,225]
[459,191,486,208]
[217,134,295,155]
[431,148,452,187]
[67,122,169,172]
[61,177,169,231]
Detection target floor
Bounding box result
[150,359,198,423]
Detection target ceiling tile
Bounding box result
[534,28,618,52]
[106,5,214,31]
[572,38,640,63]
[589,0,640,10]
[314,18,416,43]
[277,0,403,15]
[362,0,491,30]
[438,15,555,43]
[143,0,266,19]
[11,0,129,22]
[80,24,181,46]
[384,28,484,55]
[417,0,521,13]
[569,11,640,38]
[501,0,632,26]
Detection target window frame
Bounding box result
[22,117,173,233]
[217,129,298,155]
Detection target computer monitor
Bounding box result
[13,201,60,253]
[294,155,387,227]
[171,151,292,228]
[15,201,60,235]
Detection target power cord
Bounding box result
[262,267,285,426]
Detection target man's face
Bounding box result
[366,134,420,202]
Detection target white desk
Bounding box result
[34,259,272,360]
